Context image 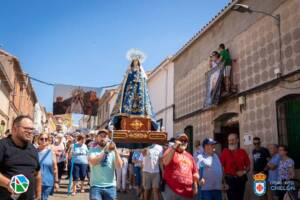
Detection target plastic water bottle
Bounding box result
[100,139,112,167]
[11,194,20,200]
[100,153,108,167]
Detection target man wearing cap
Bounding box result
[162,132,198,200]
[197,138,224,200]
[88,129,123,200]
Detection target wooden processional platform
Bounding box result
[110,117,167,144]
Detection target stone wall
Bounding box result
[174,110,214,146]
[240,78,300,151]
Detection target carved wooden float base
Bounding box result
[110,130,168,144]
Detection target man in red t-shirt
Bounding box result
[220,133,250,200]
[162,133,198,200]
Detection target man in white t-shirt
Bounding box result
[142,144,163,200]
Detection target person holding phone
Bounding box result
[88,129,123,200]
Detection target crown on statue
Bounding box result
[126,49,147,63]
[253,173,267,181]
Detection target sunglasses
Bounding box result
[253,142,260,145]
[98,133,108,138]
[179,140,188,144]
[39,138,48,141]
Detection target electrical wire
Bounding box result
[24,74,120,89]
[27,75,54,86]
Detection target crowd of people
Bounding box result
[0,115,298,200]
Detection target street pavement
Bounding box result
[49,179,137,200]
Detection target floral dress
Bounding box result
[278,158,294,181]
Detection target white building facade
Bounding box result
[148,57,174,139]
[33,103,47,133]
[79,115,90,129]
[97,89,118,129]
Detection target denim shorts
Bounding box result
[72,163,88,181]
[42,185,53,200]
[89,186,116,200]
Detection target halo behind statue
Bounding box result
[126,49,147,63]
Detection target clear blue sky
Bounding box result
[1,0,230,114]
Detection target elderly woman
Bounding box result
[37,133,59,200]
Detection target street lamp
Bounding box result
[232,3,283,77]
[232,4,252,13]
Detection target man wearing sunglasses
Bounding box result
[162,132,199,200]
[0,115,42,200]
[252,137,270,175]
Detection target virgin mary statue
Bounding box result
[110,49,159,131]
